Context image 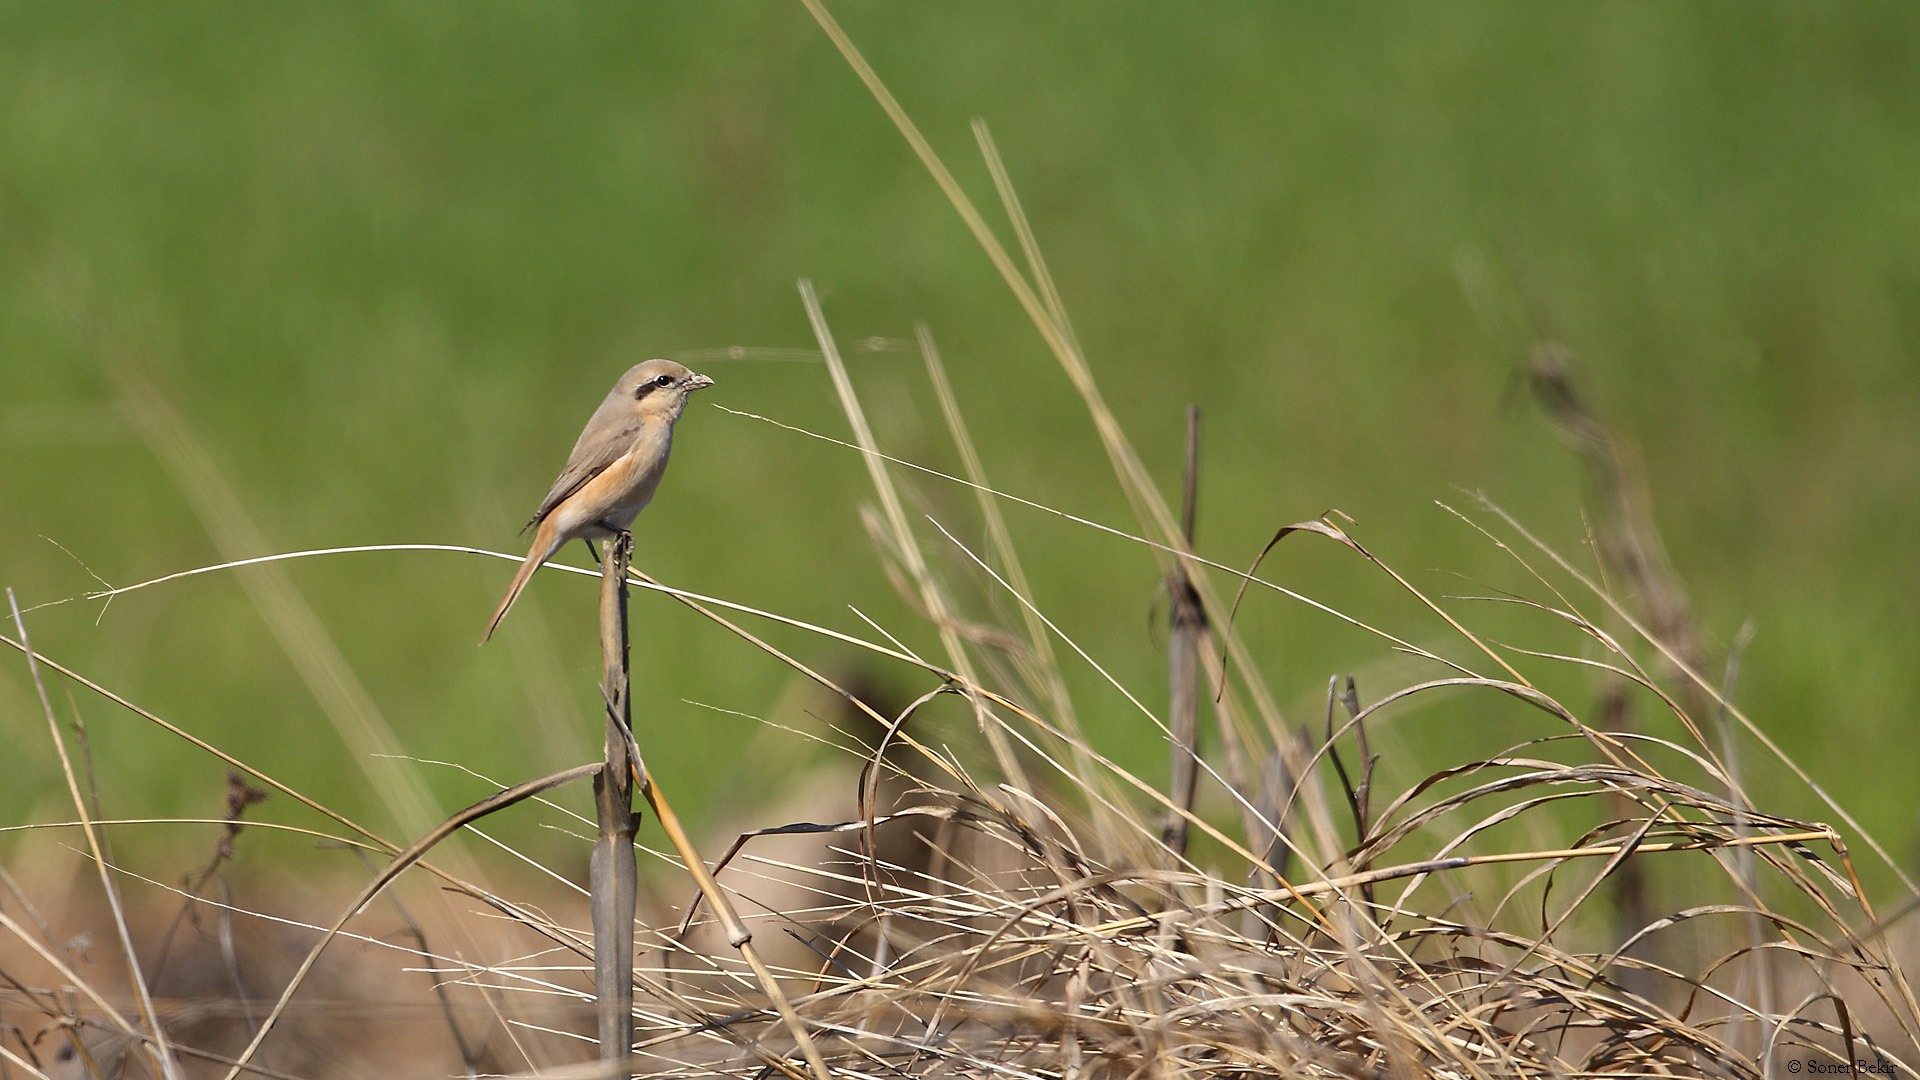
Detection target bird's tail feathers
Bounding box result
[481,523,565,643]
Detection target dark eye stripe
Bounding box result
[633,373,679,399]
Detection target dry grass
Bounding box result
[4,7,1916,1078]
[5,464,1916,1078]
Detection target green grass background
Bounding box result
[2,5,1915,887]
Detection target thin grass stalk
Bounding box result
[36,539,1309,879]
[971,119,1079,356]
[1719,620,1776,1060]
[1472,495,1920,905]
[0,623,578,988]
[915,324,1091,777]
[923,518,1303,874]
[105,359,539,1044]
[938,48,1300,750]
[0,908,142,1040]
[593,535,640,1080]
[7,590,182,1080]
[1080,828,1838,937]
[798,278,1032,795]
[215,761,601,1080]
[0,1041,49,1079]
[799,6,1356,883]
[794,0,1290,749]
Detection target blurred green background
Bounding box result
[2,5,1915,886]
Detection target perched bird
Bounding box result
[482,359,714,641]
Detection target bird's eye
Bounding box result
[653,374,675,388]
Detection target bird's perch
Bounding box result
[594,537,831,1080]
[592,534,640,1078]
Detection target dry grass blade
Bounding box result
[7,589,183,1080]
[798,279,1032,797]
[917,323,1095,786]
[1468,493,1920,899]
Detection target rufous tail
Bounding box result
[482,520,565,643]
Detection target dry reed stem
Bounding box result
[592,534,640,1078]
[1165,405,1205,858]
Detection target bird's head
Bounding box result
[618,359,715,421]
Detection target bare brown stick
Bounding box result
[1164,405,1203,856]
[148,772,271,1040]
[593,533,640,1079]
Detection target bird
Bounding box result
[482,359,714,642]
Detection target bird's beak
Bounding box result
[683,373,715,391]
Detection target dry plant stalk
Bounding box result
[592,534,640,1078]
[1164,405,1205,857]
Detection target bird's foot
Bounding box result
[598,529,635,564]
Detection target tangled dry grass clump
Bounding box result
[5,5,1918,1079]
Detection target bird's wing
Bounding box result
[524,416,642,531]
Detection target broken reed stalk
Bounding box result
[602,543,832,1080]
[593,535,640,1080]
[1528,343,1702,993]
[1164,404,1203,856]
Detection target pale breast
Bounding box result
[550,425,674,536]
